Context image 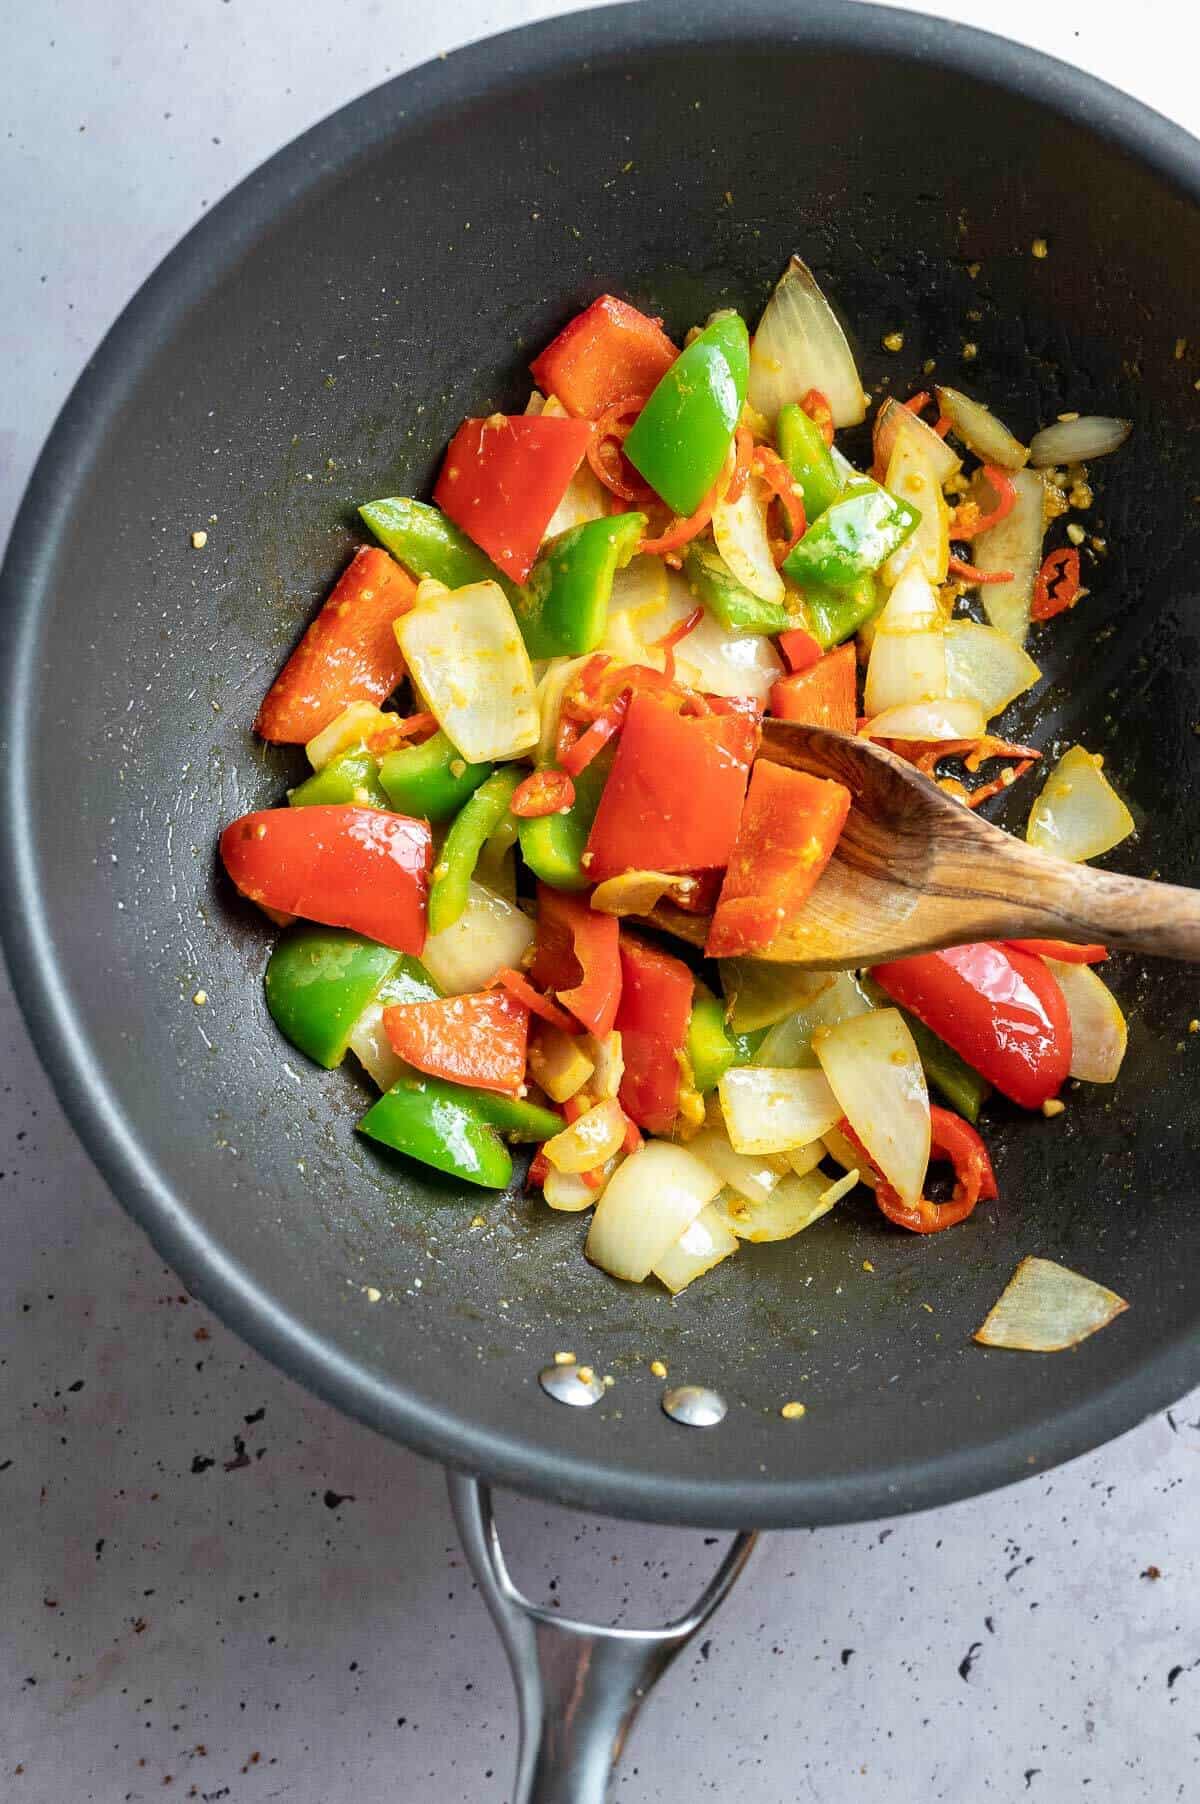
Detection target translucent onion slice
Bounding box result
[713,472,786,605]
[348,1001,407,1092]
[823,1122,876,1189]
[306,701,393,771]
[528,1022,594,1103]
[590,871,687,916]
[755,971,873,1068]
[819,1168,861,1207]
[419,881,535,994]
[881,428,952,586]
[602,555,676,667]
[864,568,947,717]
[539,395,610,537]
[1043,958,1127,1083]
[718,1066,841,1155]
[543,1097,628,1174]
[586,1141,723,1282]
[673,605,784,704]
[711,1169,833,1242]
[814,1009,930,1208]
[787,1140,827,1178]
[1028,416,1131,468]
[747,255,866,429]
[944,620,1041,721]
[652,1205,740,1293]
[974,468,1048,645]
[861,698,986,741]
[534,654,593,764]
[585,1030,625,1102]
[545,1157,618,1213]
[397,579,539,762]
[687,1125,784,1206]
[935,386,1030,469]
[873,396,961,487]
[974,1256,1128,1351]
[720,961,837,1034]
[1026,744,1134,862]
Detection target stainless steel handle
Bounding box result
[448,1472,757,1804]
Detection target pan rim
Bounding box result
[3,0,1199,1529]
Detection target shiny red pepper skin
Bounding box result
[614,933,694,1134]
[871,943,1072,1110]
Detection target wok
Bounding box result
[4,3,1200,1797]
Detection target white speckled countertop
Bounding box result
[3,3,1198,1798]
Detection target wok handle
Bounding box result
[448,1471,757,1804]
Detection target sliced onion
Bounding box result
[673,604,784,703]
[539,395,611,536]
[545,1157,617,1213]
[720,961,836,1034]
[713,472,786,605]
[397,579,539,762]
[814,1008,929,1208]
[1042,958,1127,1083]
[944,620,1041,721]
[819,1167,861,1207]
[534,654,595,765]
[822,1122,876,1189]
[974,468,1047,645]
[528,1022,595,1103]
[755,970,873,1068]
[348,1001,407,1092]
[525,390,546,416]
[711,1169,833,1242]
[652,1205,740,1293]
[1026,744,1134,862]
[718,1066,841,1155]
[585,1141,723,1282]
[590,871,688,916]
[935,386,1029,469]
[687,1125,784,1206]
[305,701,393,771]
[586,1030,625,1102]
[974,1256,1128,1351]
[882,426,951,586]
[602,554,676,666]
[861,698,986,741]
[873,397,961,487]
[419,881,535,994]
[788,1139,826,1178]
[1029,416,1131,468]
[543,1097,628,1174]
[747,255,865,429]
[864,567,946,716]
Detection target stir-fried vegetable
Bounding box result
[974,1257,1128,1351]
[747,255,866,430]
[586,1140,723,1282]
[813,1009,930,1209]
[624,312,750,516]
[1026,744,1134,862]
[396,579,539,764]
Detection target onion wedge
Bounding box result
[974,1256,1128,1351]
[861,698,986,741]
[534,654,596,764]
[687,1125,785,1207]
[814,1009,930,1209]
[545,1157,618,1213]
[652,1206,739,1293]
[590,871,693,916]
[747,255,866,429]
[1029,415,1131,467]
[586,1141,722,1282]
[397,579,539,763]
[935,386,1029,469]
[711,1169,834,1242]
[944,620,1041,721]
[718,1066,841,1155]
[864,566,947,716]
[823,1122,876,1189]
[1026,744,1134,862]
[348,1001,407,1093]
[754,971,872,1068]
[713,472,786,605]
[973,468,1048,645]
[539,395,610,537]
[720,961,835,1034]
[543,1097,628,1174]
[419,881,534,995]
[305,701,394,771]
[1043,958,1127,1083]
[882,428,951,587]
[874,397,961,487]
[673,603,784,704]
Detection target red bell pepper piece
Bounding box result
[433,415,595,584]
[871,943,1072,1110]
[489,967,580,1034]
[1005,939,1108,964]
[383,990,529,1097]
[255,547,415,744]
[705,761,851,957]
[529,884,622,1038]
[841,1107,997,1234]
[530,295,678,421]
[777,627,824,674]
[769,641,857,732]
[583,693,755,880]
[614,933,694,1135]
[220,805,431,953]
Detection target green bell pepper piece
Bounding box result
[776,402,843,522]
[288,749,387,809]
[782,483,920,589]
[515,513,646,659]
[475,808,520,898]
[624,312,750,517]
[861,977,990,1124]
[682,542,791,635]
[359,496,520,604]
[379,730,493,823]
[265,926,401,1069]
[471,1092,563,1142]
[358,1071,513,1189]
[729,1024,768,1065]
[517,752,610,892]
[686,985,737,1093]
[802,574,883,649]
[428,766,523,935]
[376,955,442,1008]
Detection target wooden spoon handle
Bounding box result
[1021,859,1200,962]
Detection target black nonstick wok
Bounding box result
[5,2,1200,1796]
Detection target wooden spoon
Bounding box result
[649,720,1200,969]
